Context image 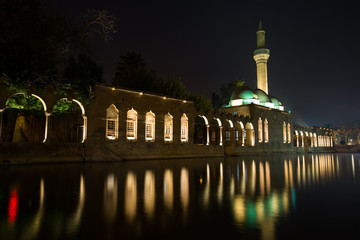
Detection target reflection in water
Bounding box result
[352,154,355,179]
[164,169,173,212]
[125,172,137,223]
[67,175,85,235]
[8,188,18,230]
[144,170,155,220]
[21,178,44,240]
[203,164,210,207]
[180,168,189,217]
[218,162,223,203]
[104,173,118,223]
[2,153,359,240]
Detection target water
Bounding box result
[1,153,360,240]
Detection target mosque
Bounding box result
[0,22,334,163]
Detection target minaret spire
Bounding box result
[253,21,270,94]
[258,18,263,31]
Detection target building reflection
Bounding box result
[144,170,155,220]
[21,178,44,240]
[104,173,118,223]
[124,171,137,223]
[2,153,352,239]
[67,174,85,235]
[163,169,174,212]
[180,168,189,217]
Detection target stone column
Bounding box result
[219,126,223,146]
[43,112,51,143]
[0,108,4,142]
[82,115,88,143]
[206,124,209,146]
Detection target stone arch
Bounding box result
[1,93,48,143]
[210,117,222,146]
[194,115,209,145]
[264,118,269,143]
[49,98,86,143]
[287,123,291,144]
[224,119,234,143]
[258,117,263,143]
[347,131,358,145]
[245,122,255,146]
[236,121,245,146]
[299,131,304,147]
[294,130,299,147]
[283,122,287,143]
[313,133,318,147]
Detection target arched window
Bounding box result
[164,113,173,142]
[313,133,318,147]
[294,130,299,147]
[106,105,119,140]
[258,118,263,143]
[283,122,287,143]
[287,123,291,143]
[180,114,188,142]
[127,109,137,140]
[238,121,245,146]
[264,118,269,143]
[145,111,155,142]
[245,122,255,146]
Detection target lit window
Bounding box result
[283,122,287,143]
[264,118,268,143]
[106,105,119,140]
[164,113,173,142]
[235,130,239,141]
[258,118,263,143]
[180,114,188,142]
[287,123,291,143]
[127,109,137,140]
[145,111,155,142]
[226,130,230,141]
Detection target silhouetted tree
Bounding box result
[0,0,116,102]
[212,79,245,108]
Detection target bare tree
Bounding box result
[84,9,118,41]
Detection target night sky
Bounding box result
[48,0,360,128]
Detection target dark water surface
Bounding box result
[1,153,360,240]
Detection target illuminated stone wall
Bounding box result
[220,104,294,154]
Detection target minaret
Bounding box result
[253,20,270,94]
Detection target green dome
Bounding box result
[254,89,271,103]
[269,95,282,106]
[230,86,257,100]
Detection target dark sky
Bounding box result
[48,0,360,128]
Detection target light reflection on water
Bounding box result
[1,153,360,240]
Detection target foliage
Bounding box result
[0,0,115,105]
[62,54,103,104]
[112,51,213,113]
[52,100,79,115]
[6,94,43,111]
[189,94,213,113]
[212,79,245,108]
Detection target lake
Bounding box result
[1,153,360,240]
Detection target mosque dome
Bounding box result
[269,95,283,106]
[230,86,257,101]
[254,89,271,104]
